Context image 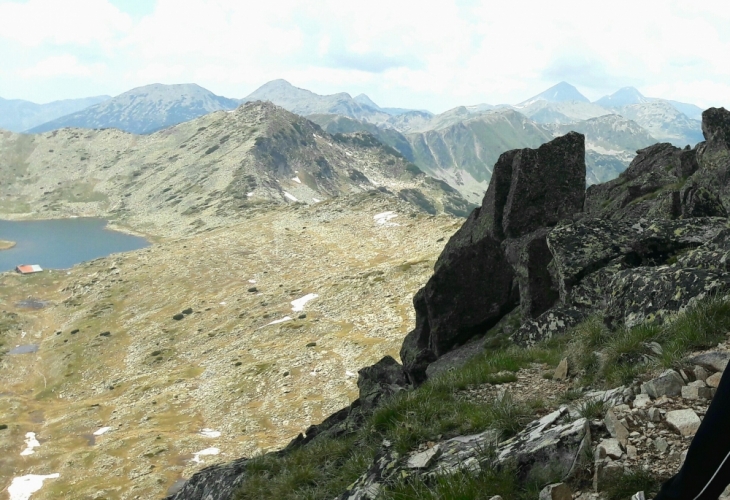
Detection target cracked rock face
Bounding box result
[401,132,586,383]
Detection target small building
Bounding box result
[16,264,43,274]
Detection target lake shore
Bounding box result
[0,239,16,250]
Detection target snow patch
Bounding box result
[284,192,298,202]
[374,211,399,226]
[192,447,220,464]
[264,316,292,327]
[291,293,318,312]
[20,432,40,456]
[312,198,321,203]
[346,370,356,378]
[8,474,60,500]
[93,427,111,436]
[246,192,254,197]
[292,176,301,184]
[248,279,256,284]
[200,428,221,438]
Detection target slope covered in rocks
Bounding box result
[167,107,730,500]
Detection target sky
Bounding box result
[0,0,728,113]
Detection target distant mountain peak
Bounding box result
[595,87,650,107]
[353,94,381,110]
[518,82,590,106]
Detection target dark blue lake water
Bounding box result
[0,218,150,272]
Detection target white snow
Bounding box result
[248,279,256,284]
[284,192,298,202]
[20,432,40,456]
[220,301,226,305]
[374,211,399,226]
[291,293,318,312]
[8,474,60,500]
[200,428,221,438]
[192,447,220,464]
[246,192,254,197]
[312,198,321,203]
[292,176,301,184]
[346,370,356,378]
[345,152,352,156]
[265,316,292,326]
[93,427,111,436]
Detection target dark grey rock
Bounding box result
[165,457,248,500]
[511,306,587,347]
[686,351,730,372]
[641,369,685,398]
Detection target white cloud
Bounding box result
[0,0,728,111]
[0,0,131,46]
[18,54,104,78]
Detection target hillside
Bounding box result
[0,95,110,132]
[618,101,704,147]
[0,101,471,237]
[27,84,240,135]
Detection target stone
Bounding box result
[707,372,723,388]
[682,384,713,400]
[166,456,249,500]
[539,483,572,500]
[489,497,503,500]
[406,445,440,469]
[641,370,685,398]
[598,438,623,459]
[593,461,624,492]
[401,133,586,383]
[694,366,710,381]
[654,437,669,453]
[554,358,569,381]
[606,267,730,329]
[686,351,730,373]
[626,445,637,460]
[357,355,408,413]
[182,308,193,315]
[247,287,258,292]
[633,394,652,408]
[172,313,185,321]
[501,133,585,239]
[604,410,629,447]
[666,409,702,437]
[511,306,586,347]
[648,408,662,422]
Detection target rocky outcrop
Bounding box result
[401,132,586,383]
[338,408,590,500]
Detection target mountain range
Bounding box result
[0,80,712,203]
[0,94,110,132]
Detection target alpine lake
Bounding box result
[0,218,150,272]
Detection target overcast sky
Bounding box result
[0,0,728,113]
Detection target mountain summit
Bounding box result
[28,83,239,134]
[595,87,651,107]
[518,81,590,106]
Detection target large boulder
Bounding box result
[401,133,586,383]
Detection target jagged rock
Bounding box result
[357,355,408,413]
[693,365,710,381]
[604,410,629,446]
[539,483,572,500]
[165,457,248,500]
[641,370,684,398]
[554,358,569,381]
[593,460,624,492]
[401,133,586,383]
[407,445,440,469]
[681,184,728,218]
[495,409,590,481]
[648,408,662,422]
[633,394,652,408]
[511,306,586,346]
[707,372,723,388]
[501,133,585,238]
[666,409,701,437]
[654,437,669,453]
[686,351,730,372]
[626,445,638,459]
[605,267,730,328]
[681,384,712,400]
[598,438,623,459]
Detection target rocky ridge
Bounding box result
[168,107,730,499]
[0,101,471,237]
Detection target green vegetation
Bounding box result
[568,295,730,387]
[235,296,730,499]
